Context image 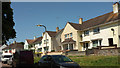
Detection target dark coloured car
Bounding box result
[36,55,80,68]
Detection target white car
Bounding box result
[1,53,13,64]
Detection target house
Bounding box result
[40,27,64,53]
[24,36,43,52]
[2,42,24,54]
[61,2,120,51]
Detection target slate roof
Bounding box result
[68,10,120,31]
[45,28,64,37]
[46,31,57,37]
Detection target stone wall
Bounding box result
[88,48,120,56]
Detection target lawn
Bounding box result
[34,55,120,67]
[68,55,120,66]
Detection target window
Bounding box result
[60,38,61,42]
[92,40,98,47]
[93,27,100,34]
[92,40,102,47]
[84,30,89,36]
[70,33,72,37]
[46,39,49,42]
[44,40,46,44]
[68,34,69,38]
[65,34,67,38]
[44,46,49,51]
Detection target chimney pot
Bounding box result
[79,18,83,24]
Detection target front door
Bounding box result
[108,38,113,46]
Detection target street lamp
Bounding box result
[36,24,47,55]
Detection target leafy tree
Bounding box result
[2,2,16,44]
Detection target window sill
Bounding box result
[84,34,89,36]
[93,32,100,35]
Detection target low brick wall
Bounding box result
[39,48,120,57]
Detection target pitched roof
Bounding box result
[33,37,43,43]
[26,36,43,44]
[46,28,64,37]
[3,43,24,50]
[68,10,120,31]
[26,39,34,44]
[46,31,57,37]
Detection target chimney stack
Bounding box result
[79,18,83,24]
[56,27,59,32]
[113,2,120,13]
[34,36,36,40]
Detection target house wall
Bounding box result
[77,31,83,51]
[118,21,120,47]
[41,32,52,52]
[54,30,63,51]
[82,21,119,50]
[24,40,29,50]
[61,23,78,50]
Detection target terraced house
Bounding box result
[61,2,120,51]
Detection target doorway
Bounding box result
[108,38,113,46]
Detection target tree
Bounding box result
[2,2,16,44]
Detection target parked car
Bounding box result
[35,55,81,68]
[1,53,13,64]
[7,57,13,65]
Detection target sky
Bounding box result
[8,2,114,44]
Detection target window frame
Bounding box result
[84,30,89,36]
[70,33,73,37]
[93,27,100,34]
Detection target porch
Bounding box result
[62,38,76,51]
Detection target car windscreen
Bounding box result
[52,55,72,63]
[3,55,12,58]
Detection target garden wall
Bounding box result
[88,48,120,56]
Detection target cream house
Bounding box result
[61,2,120,51]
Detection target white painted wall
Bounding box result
[82,22,119,49]
[41,32,52,52]
[24,40,29,50]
